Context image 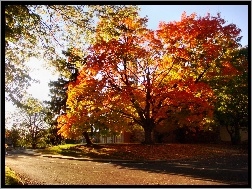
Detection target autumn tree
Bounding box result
[57,12,242,144]
[56,6,141,143]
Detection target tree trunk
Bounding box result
[83,131,92,145]
[143,127,154,144]
[90,126,94,138]
[227,125,241,145]
[153,129,163,143]
[231,126,241,145]
[32,143,37,149]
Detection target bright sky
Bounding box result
[26,58,59,100]
[5,5,249,117]
[139,5,248,46]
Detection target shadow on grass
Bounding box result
[59,147,134,159]
[39,144,136,160]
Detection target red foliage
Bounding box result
[57,12,241,141]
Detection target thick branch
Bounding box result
[195,64,210,83]
[133,118,144,126]
[123,57,129,84]
[156,59,176,87]
[130,96,145,121]
[144,67,151,119]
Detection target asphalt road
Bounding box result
[5,151,249,186]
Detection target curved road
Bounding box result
[5,151,248,186]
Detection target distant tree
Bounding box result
[5,125,21,148]
[17,97,48,148]
[43,111,63,146]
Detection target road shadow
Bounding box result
[108,154,249,186]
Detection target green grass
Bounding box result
[35,143,111,158]
[5,166,23,185]
[35,144,79,156]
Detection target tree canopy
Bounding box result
[57,12,242,144]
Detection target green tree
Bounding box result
[44,77,68,145]
[16,97,48,148]
[5,125,21,148]
[213,46,248,144]
[5,5,40,106]
[44,47,89,145]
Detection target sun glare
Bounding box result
[26,57,59,101]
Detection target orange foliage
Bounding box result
[57,12,241,141]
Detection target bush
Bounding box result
[174,127,219,144]
[5,166,23,185]
[65,139,81,144]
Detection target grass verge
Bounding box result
[35,144,78,155]
[5,166,23,185]
[35,143,127,159]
